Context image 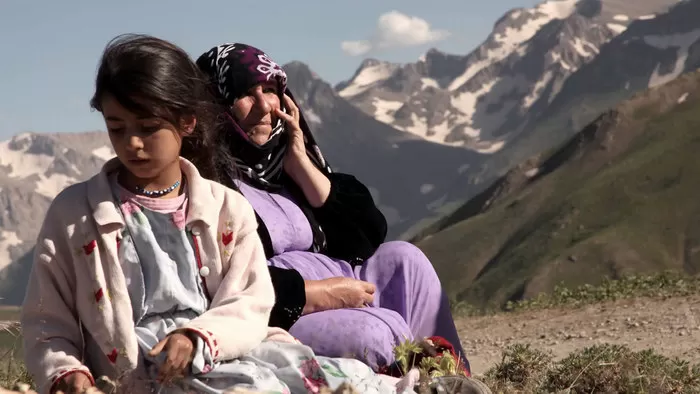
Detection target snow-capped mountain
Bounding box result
[336,0,679,150]
[497,0,700,169]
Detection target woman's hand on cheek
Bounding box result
[276,94,310,179]
[148,332,196,384]
[275,94,331,207]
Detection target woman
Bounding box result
[191,43,470,374]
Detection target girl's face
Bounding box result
[101,93,194,180]
[231,81,281,145]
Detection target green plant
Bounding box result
[392,338,467,380]
[450,271,700,317]
[505,271,700,313]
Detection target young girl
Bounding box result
[20,34,418,394]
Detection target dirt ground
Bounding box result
[455,295,700,376]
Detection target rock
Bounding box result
[95,376,116,394]
[430,376,493,394]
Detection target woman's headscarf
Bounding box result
[196,43,331,191]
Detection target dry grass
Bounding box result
[482,343,700,393]
[0,323,31,391]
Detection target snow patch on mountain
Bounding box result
[0,134,53,178]
[451,79,500,138]
[606,23,627,34]
[476,140,505,154]
[524,71,555,108]
[373,98,404,123]
[495,0,578,50]
[571,37,599,57]
[421,78,440,90]
[0,231,22,272]
[92,145,115,161]
[35,174,77,198]
[338,61,398,98]
[645,28,700,87]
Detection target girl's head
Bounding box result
[90,34,222,181]
[195,43,288,146]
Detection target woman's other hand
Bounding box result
[303,277,376,314]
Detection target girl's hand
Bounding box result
[148,332,196,383]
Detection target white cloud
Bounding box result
[341,11,450,56]
[341,40,373,56]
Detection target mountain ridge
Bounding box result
[336,0,680,151]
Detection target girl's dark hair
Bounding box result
[90,33,237,182]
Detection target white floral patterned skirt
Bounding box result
[142,340,416,394]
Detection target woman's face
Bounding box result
[231,81,281,145]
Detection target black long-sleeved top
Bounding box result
[259,173,387,330]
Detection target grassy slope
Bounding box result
[418,70,700,310]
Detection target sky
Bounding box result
[0,0,541,140]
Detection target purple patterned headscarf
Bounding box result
[196,43,330,190]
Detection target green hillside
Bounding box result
[417,70,700,311]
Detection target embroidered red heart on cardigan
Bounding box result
[94,288,104,303]
[82,240,97,255]
[221,232,233,246]
[107,348,118,363]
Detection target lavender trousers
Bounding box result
[268,241,468,371]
